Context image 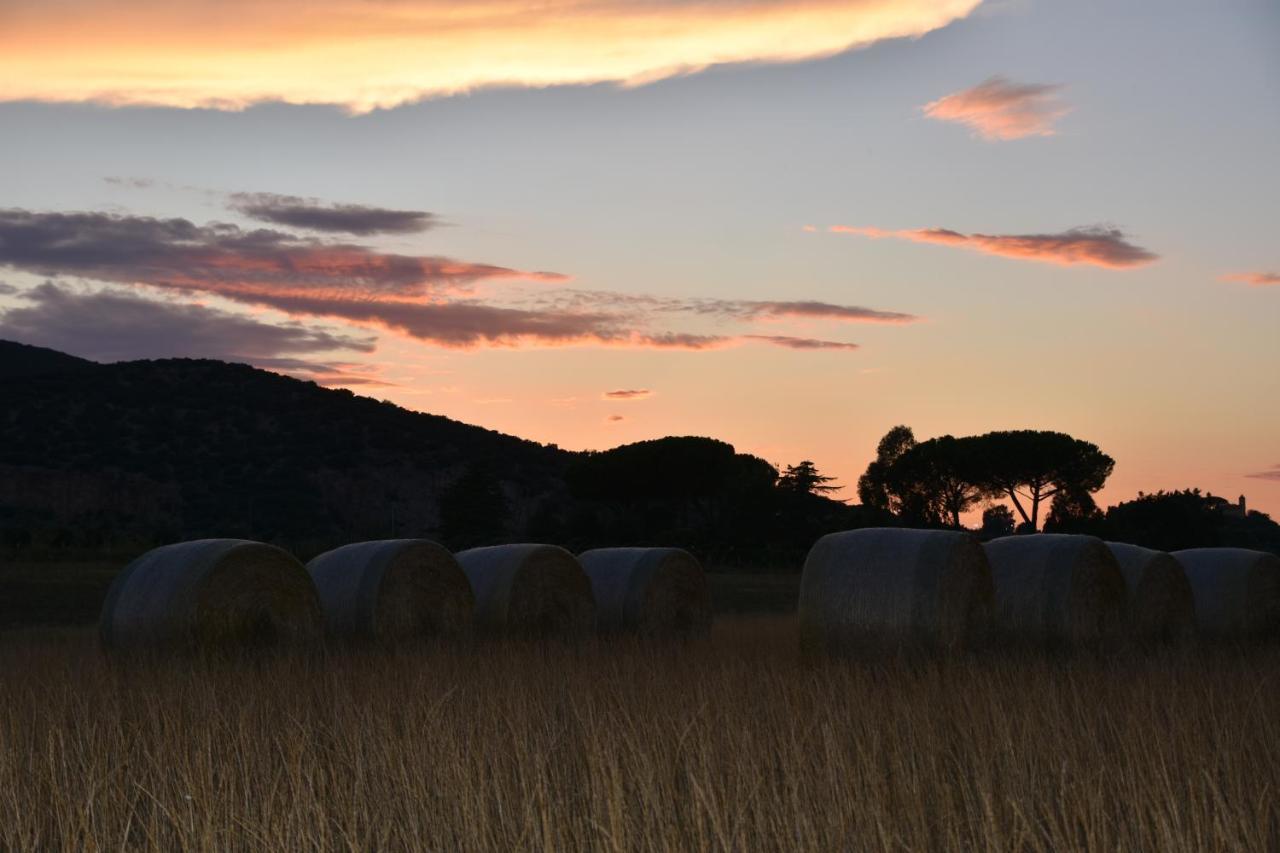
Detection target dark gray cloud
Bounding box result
[0,282,375,367]
[0,208,564,300]
[228,193,439,235]
[604,389,652,399]
[1245,465,1280,482]
[0,282,17,295]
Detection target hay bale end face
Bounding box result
[984,534,1126,647]
[455,544,595,638]
[307,539,475,644]
[578,547,711,635]
[798,528,994,655]
[1171,548,1280,640]
[100,539,322,652]
[1105,542,1196,643]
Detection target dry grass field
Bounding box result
[1,617,1277,851]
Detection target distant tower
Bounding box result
[1224,494,1247,519]
[1239,494,1247,515]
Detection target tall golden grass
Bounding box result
[1,617,1277,850]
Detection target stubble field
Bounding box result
[1,616,1277,851]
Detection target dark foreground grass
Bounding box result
[1,617,1277,851]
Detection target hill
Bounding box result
[0,341,856,566]
[0,344,571,556]
[0,339,93,380]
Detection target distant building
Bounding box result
[1223,495,1247,519]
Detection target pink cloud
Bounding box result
[922,76,1069,141]
[1221,271,1280,287]
[831,224,1157,269]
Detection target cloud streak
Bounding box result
[604,389,652,400]
[830,224,1158,269]
[228,193,439,235]
[1245,464,1280,482]
[745,335,860,351]
[0,0,983,112]
[1221,271,1280,287]
[922,76,1069,140]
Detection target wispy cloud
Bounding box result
[228,193,439,236]
[923,76,1069,141]
[0,282,374,369]
[1245,464,1280,482]
[2,0,983,112]
[606,415,626,423]
[745,335,860,350]
[1221,271,1280,287]
[515,289,919,325]
[603,389,652,400]
[0,208,891,353]
[830,224,1158,269]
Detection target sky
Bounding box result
[1,0,1278,517]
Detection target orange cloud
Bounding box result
[830,224,1158,269]
[922,76,1069,141]
[1221,271,1280,287]
[0,0,983,111]
[603,389,653,400]
[606,415,626,423]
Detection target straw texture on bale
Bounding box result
[454,544,594,638]
[1105,542,1196,643]
[100,539,322,651]
[578,547,711,635]
[984,534,1126,647]
[306,539,474,644]
[1171,548,1280,639]
[798,528,994,654]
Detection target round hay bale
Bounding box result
[100,539,322,652]
[578,547,711,636]
[1105,542,1196,643]
[454,544,594,638]
[1171,548,1280,640]
[306,539,474,644]
[797,528,994,655]
[984,534,1126,647]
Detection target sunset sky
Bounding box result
[1,0,1277,516]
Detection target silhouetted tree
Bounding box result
[439,464,509,550]
[971,431,1114,531]
[778,460,841,496]
[857,425,916,512]
[980,505,1017,539]
[886,435,988,528]
[1043,487,1106,535]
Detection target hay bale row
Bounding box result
[799,528,994,654]
[1172,548,1280,640]
[101,539,713,652]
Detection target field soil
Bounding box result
[1,618,1277,851]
